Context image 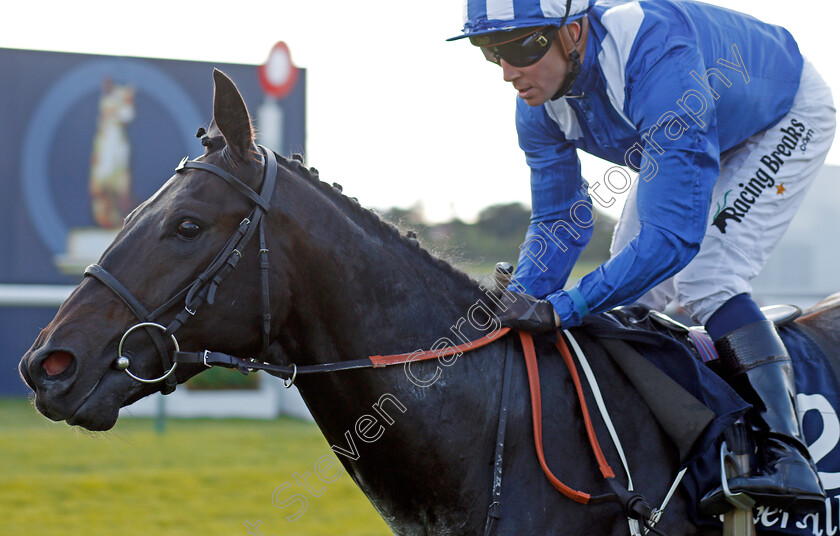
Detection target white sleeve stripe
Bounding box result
[597,1,645,128]
[545,99,584,141]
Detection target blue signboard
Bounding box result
[0,48,305,395]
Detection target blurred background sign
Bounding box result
[0,46,305,396]
[257,41,300,161]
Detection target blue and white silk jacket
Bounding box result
[513,0,803,326]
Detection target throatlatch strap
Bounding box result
[518,331,615,504]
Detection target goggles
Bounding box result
[470,27,556,68]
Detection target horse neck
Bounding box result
[273,179,491,367]
[263,171,517,529]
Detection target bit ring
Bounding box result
[116,322,179,384]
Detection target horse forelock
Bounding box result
[201,134,226,155]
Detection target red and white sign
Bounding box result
[258,42,299,99]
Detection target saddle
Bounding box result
[618,303,803,364]
[578,304,840,535]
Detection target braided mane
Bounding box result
[277,152,480,291]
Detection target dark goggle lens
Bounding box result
[476,29,553,67]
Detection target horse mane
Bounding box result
[276,151,482,293]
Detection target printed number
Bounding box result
[797,393,840,490]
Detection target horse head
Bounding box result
[19,70,293,430]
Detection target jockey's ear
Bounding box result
[558,20,584,50]
[568,20,583,42]
[211,68,257,162]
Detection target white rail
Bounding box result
[0,285,75,307]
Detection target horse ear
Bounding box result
[212,69,255,160]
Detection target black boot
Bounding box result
[699,320,825,516]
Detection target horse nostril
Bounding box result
[43,351,75,378]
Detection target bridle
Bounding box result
[84,143,277,394]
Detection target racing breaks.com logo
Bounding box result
[711,118,814,233]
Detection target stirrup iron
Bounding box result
[719,440,756,511]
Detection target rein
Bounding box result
[521,331,667,535]
[174,327,512,386]
[519,331,614,503]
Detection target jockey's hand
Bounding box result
[493,290,560,333]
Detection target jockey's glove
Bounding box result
[493,290,560,333]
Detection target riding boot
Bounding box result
[699,320,825,516]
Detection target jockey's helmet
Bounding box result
[447,0,594,42]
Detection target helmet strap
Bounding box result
[551,16,588,100]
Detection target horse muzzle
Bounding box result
[19,337,143,430]
[20,344,85,421]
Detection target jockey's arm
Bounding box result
[547,44,722,327]
[509,99,593,299]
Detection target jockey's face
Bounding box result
[501,36,566,106]
[498,22,583,107]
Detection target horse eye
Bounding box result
[176,220,201,240]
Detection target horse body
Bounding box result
[18,70,836,535]
[259,154,699,534]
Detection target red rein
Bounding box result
[370,326,616,503]
[519,331,616,504]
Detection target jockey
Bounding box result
[450,0,835,515]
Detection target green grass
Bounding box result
[0,398,390,536]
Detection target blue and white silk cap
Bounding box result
[448,0,594,41]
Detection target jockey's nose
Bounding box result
[501,59,519,83]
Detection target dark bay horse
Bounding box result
[18,70,840,535]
